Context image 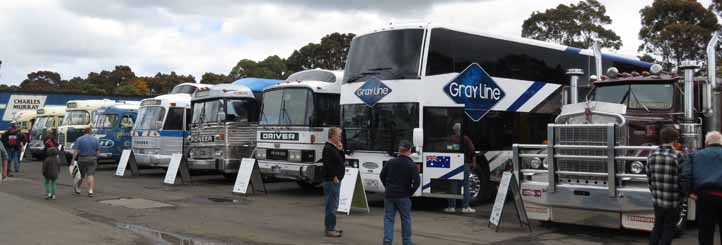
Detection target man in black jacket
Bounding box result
[380,140,420,245]
[322,127,345,238]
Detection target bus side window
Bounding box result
[422,107,466,153]
[164,108,184,130]
[46,118,56,128]
[121,115,134,128]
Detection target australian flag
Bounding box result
[426,156,451,168]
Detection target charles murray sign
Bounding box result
[444,63,505,121]
[2,95,47,121]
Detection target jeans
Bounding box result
[323,180,340,231]
[696,192,722,245]
[8,150,20,172]
[448,164,471,209]
[384,198,412,245]
[649,205,676,245]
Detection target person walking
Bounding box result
[1,124,26,176]
[446,123,476,214]
[42,130,58,161]
[42,147,61,200]
[321,127,345,238]
[681,131,722,245]
[646,127,684,245]
[71,127,100,197]
[380,140,420,245]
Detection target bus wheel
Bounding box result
[470,160,495,206]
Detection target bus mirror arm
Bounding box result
[412,128,423,149]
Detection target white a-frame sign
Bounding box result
[337,167,369,215]
[232,158,267,195]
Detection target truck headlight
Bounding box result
[255,149,266,160]
[289,150,302,162]
[530,157,543,169]
[215,150,224,157]
[629,161,645,174]
[345,159,359,168]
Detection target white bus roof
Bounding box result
[12,110,37,122]
[192,83,255,101]
[99,101,141,112]
[140,93,192,109]
[65,99,117,111]
[171,83,211,94]
[357,22,645,63]
[36,105,66,117]
[265,69,343,94]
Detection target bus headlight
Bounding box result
[629,161,645,174]
[289,150,302,162]
[255,149,266,160]
[542,158,549,169]
[530,157,543,169]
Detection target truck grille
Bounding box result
[555,126,625,182]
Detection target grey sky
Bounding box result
[0,0,714,85]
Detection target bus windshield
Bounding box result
[192,99,223,123]
[134,106,166,130]
[260,88,313,126]
[171,85,199,95]
[593,84,674,110]
[93,114,119,129]
[33,117,49,130]
[342,103,419,152]
[62,111,90,126]
[343,29,424,83]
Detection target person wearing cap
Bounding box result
[1,123,26,176]
[681,131,722,245]
[380,140,420,245]
[321,127,345,238]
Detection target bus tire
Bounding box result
[470,156,495,206]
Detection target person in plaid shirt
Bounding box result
[646,127,684,245]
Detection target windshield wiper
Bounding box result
[629,89,651,112]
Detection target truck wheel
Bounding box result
[296,181,322,190]
[470,157,495,206]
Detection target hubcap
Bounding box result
[469,172,481,200]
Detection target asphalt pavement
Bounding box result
[0,159,707,244]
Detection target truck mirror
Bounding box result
[413,128,423,149]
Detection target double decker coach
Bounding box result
[340,23,652,204]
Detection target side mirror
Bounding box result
[217,112,226,122]
[412,128,423,149]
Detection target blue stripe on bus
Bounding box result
[506,81,545,112]
[421,165,466,190]
[563,47,653,69]
[158,131,188,137]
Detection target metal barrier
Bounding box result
[513,123,656,198]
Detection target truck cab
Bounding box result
[92,102,140,164]
[28,106,65,159]
[58,99,117,160]
[254,69,342,188]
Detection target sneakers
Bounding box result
[461,207,476,214]
[88,190,94,198]
[325,230,342,238]
[73,186,80,194]
[45,194,52,200]
[51,195,56,200]
[444,207,457,213]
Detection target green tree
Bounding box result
[521,0,622,49]
[200,72,231,84]
[286,32,355,74]
[639,0,720,67]
[228,55,288,80]
[19,70,62,91]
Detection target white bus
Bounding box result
[132,83,209,168]
[340,23,652,203]
[28,105,65,159]
[255,69,343,188]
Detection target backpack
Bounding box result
[7,134,17,147]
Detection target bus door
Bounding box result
[421,107,467,198]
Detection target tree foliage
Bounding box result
[228,55,288,80]
[287,32,355,74]
[638,0,720,66]
[521,0,622,49]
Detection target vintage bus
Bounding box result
[254,69,343,188]
[58,100,117,160]
[187,81,275,179]
[340,23,652,203]
[132,83,209,168]
[93,101,140,164]
[28,105,65,159]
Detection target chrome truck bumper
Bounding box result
[134,153,172,167]
[257,160,322,183]
[187,158,240,173]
